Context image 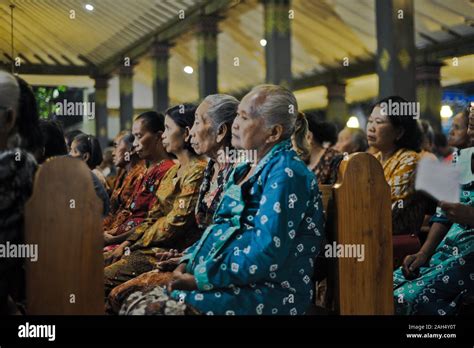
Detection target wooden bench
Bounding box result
[22,153,392,315]
[24,157,104,314]
[318,152,394,315]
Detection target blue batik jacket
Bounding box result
[171,139,325,315]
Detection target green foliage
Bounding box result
[35,85,67,119]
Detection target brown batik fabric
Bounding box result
[119,286,201,316]
[106,269,174,314]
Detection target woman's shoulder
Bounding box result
[266,147,316,182]
[324,147,341,159]
[181,157,207,178]
[190,157,208,171]
[0,148,37,177]
[396,148,420,163]
[0,149,37,201]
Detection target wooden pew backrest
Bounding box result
[320,152,394,315]
[25,157,104,314]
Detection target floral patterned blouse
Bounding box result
[103,160,145,231]
[374,148,425,235]
[172,140,325,315]
[194,160,234,230]
[0,149,37,313]
[111,159,175,236]
[126,157,207,251]
[310,147,343,185]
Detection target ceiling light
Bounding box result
[346,116,360,128]
[440,105,453,119]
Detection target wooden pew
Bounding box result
[319,152,394,315]
[24,157,104,314]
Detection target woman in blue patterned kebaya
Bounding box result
[120,84,325,315]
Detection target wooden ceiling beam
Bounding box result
[226,34,474,96]
[97,0,238,76]
[0,63,91,75]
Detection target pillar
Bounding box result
[151,41,171,113]
[376,0,416,102]
[416,61,443,131]
[197,16,219,99]
[119,63,134,130]
[264,0,292,88]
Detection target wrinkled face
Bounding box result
[132,118,159,160]
[468,104,474,146]
[232,92,268,151]
[190,101,218,156]
[334,128,355,154]
[448,112,469,149]
[366,106,399,152]
[113,136,130,167]
[162,115,187,155]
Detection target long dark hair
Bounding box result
[306,112,338,146]
[166,103,197,154]
[65,129,83,150]
[39,119,68,163]
[15,76,43,154]
[73,133,103,169]
[372,96,422,152]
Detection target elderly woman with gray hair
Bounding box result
[106,94,240,313]
[117,85,325,315]
[0,71,39,314]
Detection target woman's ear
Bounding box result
[82,152,90,163]
[156,131,163,141]
[216,124,228,144]
[266,124,284,144]
[184,126,191,142]
[306,130,314,146]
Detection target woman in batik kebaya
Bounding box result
[366,96,426,235]
[393,109,474,315]
[104,104,206,295]
[106,94,240,313]
[119,84,325,315]
[394,146,473,315]
[103,131,144,233]
[103,111,175,249]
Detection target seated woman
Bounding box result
[305,113,343,185]
[106,94,239,312]
[69,133,110,192]
[448,108,471,152]
[103,111,174,244]
[394,145,473,315]
[103,131,144,232]
[333,127,368,155]
[291,112,311,163]
[366,96,425,235]
[64,129,83,153]
[38,120,68,163]
[104,104,206,295]
[119,84,324,316]
[0,72,39,314]
[419,120,438,161]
